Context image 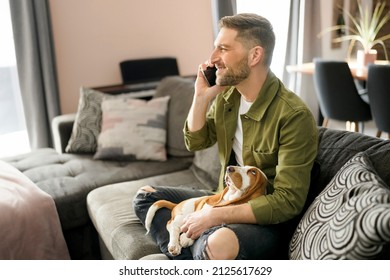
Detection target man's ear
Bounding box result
[249,46,264,66]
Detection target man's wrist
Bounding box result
[209,207,226,226]
[210,204,257,225]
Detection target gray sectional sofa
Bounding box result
[4,76,390,260]
[3,76,196,259]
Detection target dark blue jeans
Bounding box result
[133,185,291,260]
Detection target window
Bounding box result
[0,0,30,157]
[236,0,291,80]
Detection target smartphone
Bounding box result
[201,66,217,87]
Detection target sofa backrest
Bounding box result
[190,143,221,191]
[306,127,390,209]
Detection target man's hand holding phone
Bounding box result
[195,63,223,103]
[189,63,223,132]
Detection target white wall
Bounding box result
[49,0,214,114]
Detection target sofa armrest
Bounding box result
[51,114,76,154]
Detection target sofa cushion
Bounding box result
[153,76,195,157]
[289,152,390,259]
[94,96,170,161]
[87,169,212,260]
[4,148,193,230]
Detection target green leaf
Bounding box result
[319,0,390,56]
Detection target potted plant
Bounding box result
[319,1,390,66]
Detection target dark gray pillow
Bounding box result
[289,152,390,259]
[153,76,195,157]
[314,127,390,197]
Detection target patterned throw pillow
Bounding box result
[66,87,156,154]
[94,95,170,161]
[65,87,104,153]
[289,152,390,259]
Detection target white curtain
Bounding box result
[283,0,302,88]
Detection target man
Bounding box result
[134,13,318,260]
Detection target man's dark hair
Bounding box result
[219,13,275,67]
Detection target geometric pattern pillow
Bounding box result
[65,87,104,153]
[289,152,390,259]
[93,95,170,161]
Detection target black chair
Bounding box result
[366,64,390,139]
[119,57,179,84]
[313,60,372,132]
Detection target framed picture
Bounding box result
[331,0,345,49]
[373,0,390,59]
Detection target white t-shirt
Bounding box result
[232,96,253,166]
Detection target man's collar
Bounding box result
[222,71,280,121]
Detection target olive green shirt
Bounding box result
[184,71,318,225]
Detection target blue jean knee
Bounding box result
[191,224,228,260]
[192,223,288,260]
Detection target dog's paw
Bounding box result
[179,234,194,248]
[168,242,182,256]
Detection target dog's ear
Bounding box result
[254,169,268,195]
[240,168,267,200]
[204,188,229,207]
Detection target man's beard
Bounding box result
[217,56,250,86]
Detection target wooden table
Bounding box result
[286,60,389,81]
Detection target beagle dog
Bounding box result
[144,165,268,256]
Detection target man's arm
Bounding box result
[181,203,257,240]
[187,64,223,132]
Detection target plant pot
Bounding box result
[357,49,377,68]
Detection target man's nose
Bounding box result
[209,49,220,65]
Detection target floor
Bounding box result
[325,119,387,140]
